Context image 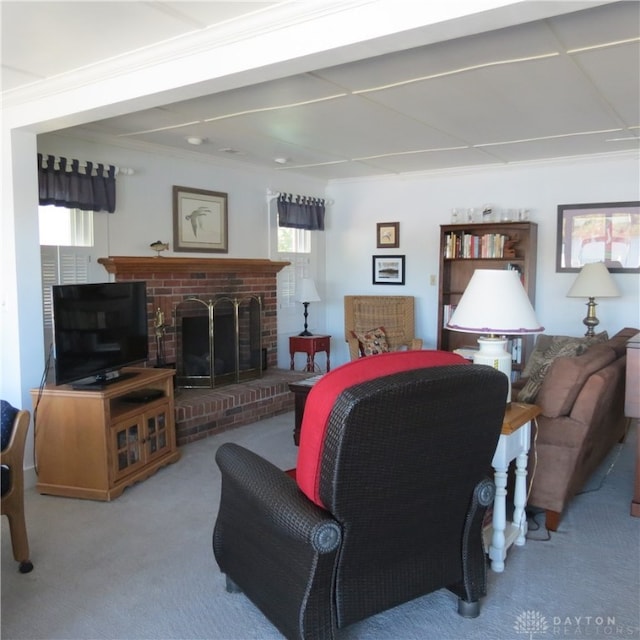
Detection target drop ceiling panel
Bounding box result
[278,161,374,181]
[572,43,640,125]
[124,126,349,169]
[548,1,640,48]
[313,20,563,92]
[154,73,350,121]
[367,55,624,143]
[349,147,500,175]
[476,130,639,163]
[79,107,199,137]
[217,96,467,157]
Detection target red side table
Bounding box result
[289,335,331,373]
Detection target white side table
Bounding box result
[484,402,541,573]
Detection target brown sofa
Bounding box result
[513,327,637,531]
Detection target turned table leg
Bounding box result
[513,450,529,545]
[489,465,508,573]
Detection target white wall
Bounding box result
[325,152,640,367]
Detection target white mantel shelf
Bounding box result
[98,256,290,275]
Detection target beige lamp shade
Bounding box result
[566,262,620,298]
[566,262,620,337]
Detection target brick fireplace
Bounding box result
[98,256,311,444]
[98,256,288,368]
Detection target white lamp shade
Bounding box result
[295,278,320,303]
[567,262,620,298]
[446,269,544,335]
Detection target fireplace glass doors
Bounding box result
[175,296,262,388]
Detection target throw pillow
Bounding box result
[522,332,608,378]
[517,338,596,403]
[352,326,390,356]
[518,331,609,402]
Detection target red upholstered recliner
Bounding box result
[213,351,507,639]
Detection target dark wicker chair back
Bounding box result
[319,365,505,628]
[214,363,507,639]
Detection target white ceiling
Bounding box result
[2,1,639,181]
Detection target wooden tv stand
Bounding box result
[31,367,180,501]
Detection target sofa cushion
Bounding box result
[536,344,617,418]
[606,327,639,357]
[522,332,608,378]
[517,332,608,403]
[352,326,390,356]
[295,350,468,508]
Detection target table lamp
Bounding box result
[446,269,544,403]
[295,277,320,336]
[566,262,620,337]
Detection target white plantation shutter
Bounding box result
[41,247,92,329]
[277,254,309,308]
[41,248,58,330]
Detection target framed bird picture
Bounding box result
[376,222,399,248]
[173,186,228,253]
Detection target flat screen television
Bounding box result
[52,281,149,389]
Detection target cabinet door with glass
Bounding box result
[144,403,172,465]
[111,416,146,481]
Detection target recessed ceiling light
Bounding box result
[186,136,206,145]
[274,157,289,164]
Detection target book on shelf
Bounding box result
[443,231,509,259]
[507,337,523,364]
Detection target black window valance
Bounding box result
[277,193,325,231]
[38,153,116,213]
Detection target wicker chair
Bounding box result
[344,295,423,360]
[213,351,507,639]
[1,401,34,573]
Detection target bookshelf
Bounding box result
[437,221,538,379]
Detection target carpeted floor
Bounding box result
[2,414,639,640]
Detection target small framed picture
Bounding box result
[173,185,228,253]
[372,255,405,285]
[376,222,400,248]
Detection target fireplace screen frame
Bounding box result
[175,295,262,388]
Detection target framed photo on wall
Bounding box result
[556,201,639,272]
[376,222,400,248]
[173,185,228,253]
[372,255,405,285]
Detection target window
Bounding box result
[277,228,311,308]
[278,226,310,253]
[39,206,94,246]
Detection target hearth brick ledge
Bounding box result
[174,369,313,445]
